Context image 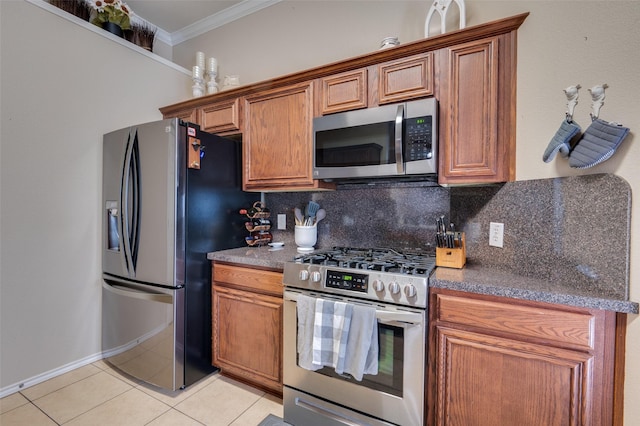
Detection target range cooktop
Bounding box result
[286,247,436,307]
[294,246,436,276]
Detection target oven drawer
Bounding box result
[284,387,396,426]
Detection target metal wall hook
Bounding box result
[588,83,608,120]
[563,84,581,120]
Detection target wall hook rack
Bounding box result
[563,84,581,120]
[588,83,608,119]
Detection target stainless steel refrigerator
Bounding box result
[101,118,253,390]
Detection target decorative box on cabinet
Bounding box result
[199,98,241,135]
[428,288,626,426]
[212,262,283,396]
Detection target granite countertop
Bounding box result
[207,245,300,271]
[208,247,639,314]
[431,265,639,314]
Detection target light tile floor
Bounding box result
[0,360,283,425]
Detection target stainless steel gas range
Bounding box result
[282,247,435,426]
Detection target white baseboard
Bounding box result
[1,324,170,398]
[0,352,104,399]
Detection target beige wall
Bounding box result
[176,0,640,422]
[0,0,191,391]
[2,0,638,422]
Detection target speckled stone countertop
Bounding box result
[431,264,638,314]
[207,245,299,271]
[208,247,638,314]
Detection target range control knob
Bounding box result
[404,284,417,298]
[388,282,401,295]
[310,271,322,283]
[372,280,385,292]
[299,270,310,281]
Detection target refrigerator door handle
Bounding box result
[102,281,173,304]
[120,130,141,278]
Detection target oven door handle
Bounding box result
[284,291,423,326]
[375,310,423,326]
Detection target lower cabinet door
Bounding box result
[212,285,283,394]
[434,326,593,426]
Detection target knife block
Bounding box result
[436,232,466,269]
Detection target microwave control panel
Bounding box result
[405,116,433,162]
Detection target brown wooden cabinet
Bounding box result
[428,288,626,426]
[199,98,241,135]
[377,53,434,105]
[212,262,284,395]
[243,82,333,191]
[160,14,529,189]
[436,34,516,185]
[163,107,197,124]
[317,69,368,115]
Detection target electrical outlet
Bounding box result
[489,222,504,248]
[277,214,287,230]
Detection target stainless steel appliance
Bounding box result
[101,118,253,391]
[313,98,437,181]
[283,247,435,426]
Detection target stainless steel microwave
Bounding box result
[313,98,437,181]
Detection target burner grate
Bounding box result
[294,247,436,276]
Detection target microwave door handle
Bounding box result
[394,104,405,174]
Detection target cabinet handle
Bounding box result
[295,397,365,426]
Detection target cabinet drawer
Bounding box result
[434,293,595,350]
[319,69,368,114]
[378,53,433,104]
[200,99,241,134]
[213,263,283,296]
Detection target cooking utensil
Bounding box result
[314,209,326,226]
[305,201,320,226]
[294,207,304,225]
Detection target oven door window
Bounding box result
[300,322,404,397]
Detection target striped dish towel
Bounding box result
[312,299,353,371]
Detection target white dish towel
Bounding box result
[312,298,353,371]
[340,303,378,381]
[296,294,321,371]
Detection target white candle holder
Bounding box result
[192,77,204,98]
[205,69,218,94]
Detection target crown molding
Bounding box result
[169,0,282,46]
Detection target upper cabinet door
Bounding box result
[243,82,334,192]
[378,53,434,105]
[318,69,368,115]
[199,98,242,135]
[437,35,517,185]
[163,107,197,124]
